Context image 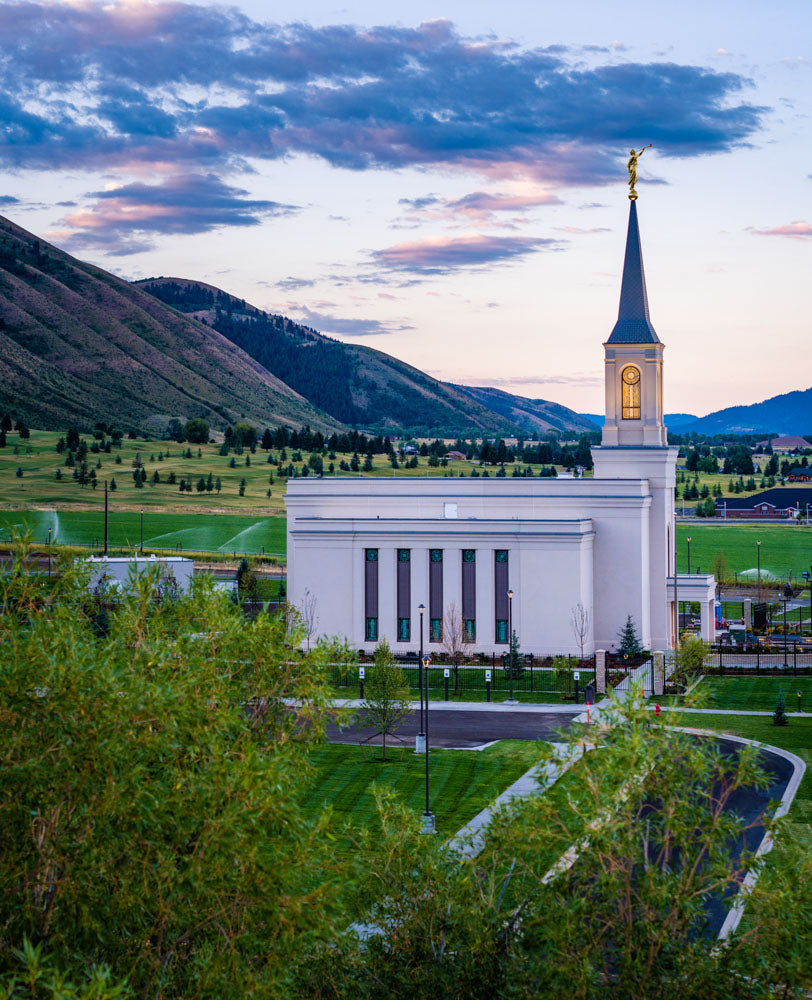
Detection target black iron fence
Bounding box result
[707,645,812,674]
[329,654,596,703]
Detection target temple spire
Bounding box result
[606,199,660,345]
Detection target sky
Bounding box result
[1,0,809,417]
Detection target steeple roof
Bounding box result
[606,199,660,344]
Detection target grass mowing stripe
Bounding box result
[301,740,542,839]
[693,675,812,712]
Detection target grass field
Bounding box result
[675,522,812,581]
[3,429,812,567]
[298,740,542,837]
[691,675,812,712]
[0,508,287,555]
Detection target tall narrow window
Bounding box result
[462,549,476,644]
[621,365,641,419]
[429,549,443,642]
[365,548,378,642]
[494,550,509,644]
[396,548,411,642]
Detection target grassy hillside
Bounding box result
[136,277,525,439]
[0,216,336,434]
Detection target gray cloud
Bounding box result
[0,5,766,188]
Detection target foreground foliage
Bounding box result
[1,550,810,998]
[0,546,345,998]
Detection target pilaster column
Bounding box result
[595,649,607,695]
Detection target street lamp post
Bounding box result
[47,527,52,578]
[756,540,761,600]
[421,653,435,833]
[506,588,517,703]
[416,604,426,753]
[686,536,691,576]
[783,584,792,667]
[140,508,144,555]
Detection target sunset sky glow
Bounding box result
[2,0,809,416]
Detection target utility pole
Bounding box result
[104,480,109,555]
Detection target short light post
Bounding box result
[506,588,517,703]
[686,536,691,576]
[47,527,52,578]
[140,508,144,555]
[416,604,426,753]
[421,653,435,834]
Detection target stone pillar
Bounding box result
[744,598,752,630]
[595,649,606,695]
[653,650,665,696]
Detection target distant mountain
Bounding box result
[453,385,598,436]
[581,413,698,429]
[680,388,812,436]
[137,278,524,439]
[0,216,335,433]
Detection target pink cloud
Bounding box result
[749,221,812,239]
[372,232,561,273]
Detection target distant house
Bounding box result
[402,445,418,455]
[786,467,812,482]
[755,435,811,453]
[715,487,812,519]
[445,450,466,461]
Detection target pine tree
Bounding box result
[109,477,117,491]
[617,615,643,657]
[15,466,23,478]
[773,688,788,726]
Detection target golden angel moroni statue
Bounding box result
[627,144,652,200]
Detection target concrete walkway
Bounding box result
[446,742,586,857]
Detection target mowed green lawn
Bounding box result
[676,522,812,579]
[692,675,812,712]
[0,508,287,555]
[298,740,542,837]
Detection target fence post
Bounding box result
[595,650,606,696]
[794,643,797,674]
[359,666,365,700]
[444,668,449,701]
[485,669,492,703]
[653,651,665,696]
[756,643,760,674]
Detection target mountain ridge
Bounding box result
[0,216,337,433]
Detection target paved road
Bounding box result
[327,708,581,748]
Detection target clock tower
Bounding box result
[592,195,679,649]
[600,199,666,447]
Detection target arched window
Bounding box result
[621,365,641,419]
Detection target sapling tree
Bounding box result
[441,601,472,695]
[361,638,411,761]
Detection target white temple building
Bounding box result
[286,198,716,655]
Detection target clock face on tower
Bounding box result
[621,365,641,418]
